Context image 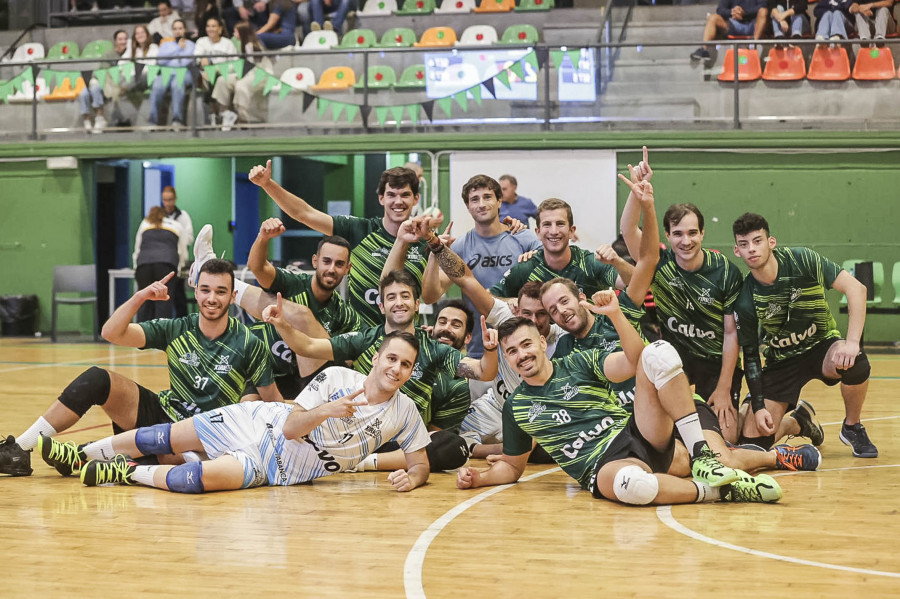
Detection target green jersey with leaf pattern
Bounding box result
[489,246,619,299]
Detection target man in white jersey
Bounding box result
[73,332,431,494]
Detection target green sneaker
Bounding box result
[80,455,137,487]
[722,473,783,503]
[691,447,742,487]
[38,434,86,476]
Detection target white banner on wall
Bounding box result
[448,150,618,255]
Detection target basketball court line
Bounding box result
[404,466,562,599]
[0,348,146,373]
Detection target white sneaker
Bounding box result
[82,119,93,132]
[221,110,238,132]
[93,115,107,133]
[310,21,321,31]
[171,120,185,131]
[189,224,216,288]
[323,20,334,31]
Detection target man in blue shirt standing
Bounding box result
[498,174,539,227]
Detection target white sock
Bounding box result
[674,413,708,458]
[233,279,249,306]
[17,417,58,450]
[82,438,117,460]
[694,481,721,503]
[357,453,378,472]
[132,465,160,487]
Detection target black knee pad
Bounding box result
[739,434,775,450]
[425,430,469,472]
[837,352,870,385]
[58,367,111,417]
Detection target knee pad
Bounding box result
[641,340,684,390]
[57,367,111,417]
[837,352,870,386]
[135,423,173,456]
[425,430,469,472]
[613,465,659,506]
[165,462,205,494]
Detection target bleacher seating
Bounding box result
[458,24,498,45]
[807,45,851,81]
[377,27,417,47]
[435,0,475,13]
[515,0,553,11]
[338,29,377,49]
[355,65,397,89]
[415,26,458,47]
[473,0,515,13]
[300,30,340,50]
[311,66,356,91]
[497,24,539,44]
[393,64,426,88]
[46,41,79,60]
[280,67,316,91]
[717,48,762,82]
[359,0,397,16]
[852,46,896,80]
[12,42,45,62]
[762,46,806,81]
[395,0,435,15]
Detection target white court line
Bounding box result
[658,462,900,579]
[404,467,562,599]
[0,348,144,374]
[822,414,900,427]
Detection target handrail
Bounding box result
[0,22,48,62]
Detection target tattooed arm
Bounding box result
[453,315,499,381]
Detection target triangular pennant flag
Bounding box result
[252,67,267,87]
[360,104,372,126]
[160,67,174,86]
[567,49,582,70]
[317,97,331,117]
[262,73,278,96]
[147,64,161,84]
[241,60,254,78]
[119,62,134,83]
[0,82,9,103]
[107,65,121,85]
[406,104,419,125]
[550,49,565,70]
[94,68,107,89]
[495,69,511,89]
[175,66,187,87]
[535,47,550,69]
[509,61,525,81]
[278,82,290,100]
[482,78,495,98]
[437,96,453,118]
[203,64,218,85]
[133,61,144,81]
[332,101,345,122]
[375,106,389,126]
[470,84,482,105]
[389,105,404,127]
[232,59,245,77]
[43,69,57,89]
[421,100,434,122]
[345,103,359,123]
[80,70,93,86]
[302,92,315,112]
[453,90,468,112]
[22,66,34,85]
[524,50,539,72]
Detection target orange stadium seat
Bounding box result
[717,48,762,81]
[44,76,86,101]
[762,46,806,81]
[852,46,896,80]
[415,26,458,47]
[807,45,851,81]
[311,66,356,91]
[474,0,514,12]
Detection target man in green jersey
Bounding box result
[732,213,877,458]
[457,295,783,506]
[249,160,442,327]
[5,260,281,477]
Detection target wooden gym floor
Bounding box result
[1,338,898,598]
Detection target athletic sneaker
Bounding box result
[690,47,710,62]
[188,224,216,288]
[93,115,107,134]
[81,455,137,486]
[774,444,821,471]
[721,473,782,503]
[38,434,86,476]
[691,447,742,487]
[221,110,238,132]
[790,399,824,446]
[839,421,878,458]
[0,435,32,476]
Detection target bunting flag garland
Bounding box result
[375,106,388,126]
[252,66,268,87]
[508,60,525,81]
[345,103,359,123]
[494,69,511,90]
[436,96,453,118]
[203,64,219,84]
[406,103,419,125]
[302,91,315,113]
[421,100,434,122]
[470,84,482,106]
[317,97,331,118]
[482,78,495,98]
[389,105,405,128]
[453,90,467,112]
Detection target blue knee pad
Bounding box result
[135,423,173,456]
[165,462,205,494]
[837,352,870,386]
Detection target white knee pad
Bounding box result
[613,465,659,505]
[641,340,684,390]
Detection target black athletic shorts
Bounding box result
[111,384,173,435]
[590,416,676,499]
[762,338,841,406]
[680,352,744,409]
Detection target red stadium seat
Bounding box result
[762,46,806,81]
[807,45,851,81]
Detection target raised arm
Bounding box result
[425,233,496,317]
[380,218,418,283]
[101,272,175,347]
[249,160,334,235]
[583,290,644,382]
[455,317,499,381]
[618,178,661,306]
[262,293,336,361]
[619,146,653,260]
[247,217,284,289]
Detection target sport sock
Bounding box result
[17,417,57,450]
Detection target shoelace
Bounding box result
[93,457,133,485]
[49,440,83,465]
[778,447,802,470]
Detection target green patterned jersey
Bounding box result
[502,349,630,490]
[332,215,429,328]
[489,246,619,299]
[734,247,843,364]
[330,325,463,423]
[430,373,471,431]
[250,268,361,378]
[653,248,743,360]
[140,315,275,421]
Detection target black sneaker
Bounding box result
[690,47,710,62]
[774,444,822,471]
[839,421,878,458]
[0,435,32,476]
[790,400,824,446]
[38,434,87,476]
[81,455,137,487]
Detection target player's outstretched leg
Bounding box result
[81,455,138,486]
[0,435,32,476]
[38,434,87,476]
[720,472,782,503]
[188,224,216,287]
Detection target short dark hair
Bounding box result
[438,299,475,336]
[199,258,236,289]
[380,269,420,301]
[497,316,538,344]
[539,277,580,301]
[379,330,420,357]
[462,175,502,205]
[113,29,127,40]
[518,280,544,303]
[159,0,172,7]
[172,18,185,28]
[732,212,770,238]
[377,167,419,197]
[537,198,574,227]
[316,235,351,255]
[499,174,517,186]
[663,203,705,234]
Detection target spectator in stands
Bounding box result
[211,22,274,129]
[78,29,129,133]
[170,0,196,13]
[196,16,241,126]
[149,19,195,129]
[148,0,182,43]
[769,0,810,39]
[498,174,538,227]
[256,0,299,48]
[690,0,769,63]
[133,206,186,322]
[814,0,856,40]
[851,0,896,42]
[301,0,356,35]
[193,0,226,39]
[224,0,270,36]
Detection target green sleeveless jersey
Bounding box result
[653,248,743,360]
[502,349,630,490]
[332,215,429,328]
[139,315,275,421]
[489,246,619,299]
[734,247,843,364]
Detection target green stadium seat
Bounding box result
[355,65,397,89]
[841,259,884,305]
[80,39,113,58]
[515,0,553,11]
[394,64,426,88]
[396,0,435,14]
[46,41,80,60]
[496,24,539,44]
[435,0,475,13]
[338,28,377,49]
[893,262,900,306]
[377,27,417,48]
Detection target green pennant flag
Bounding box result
[263,73,278,96]
[470,84,482,106]
[160,66,174,86]
[550,49,565,70]
[317,97,331,118]
[345,104,359,123]
[509,61,525,81]
[119,62,134,83]
[332,101,345,122]
[495,69,511,89]
[62,71,78,88]
[146,64,161,83]
[175,67,187,87]
[406,104,419,125]
[252,67,267,87]
[22,66,34,85]
[94,68,107,89]
[437,96,453,118]
[106,65,121,85]
[203,64,218,84]
[567,49,582,70]
[525,50,539,72]
[0,82,9,103]
[389,105,404,127]
[278,82,290,100]
[375,106,388,126]
[452,90,467,112]
[43,69,58,89]
[231,59,244,76]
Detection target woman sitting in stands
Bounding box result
[210,22,274,130]
[814,0,856,40]
[256,0,299,49]
[149,19,196,129]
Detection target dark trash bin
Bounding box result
[0,295,39,336]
